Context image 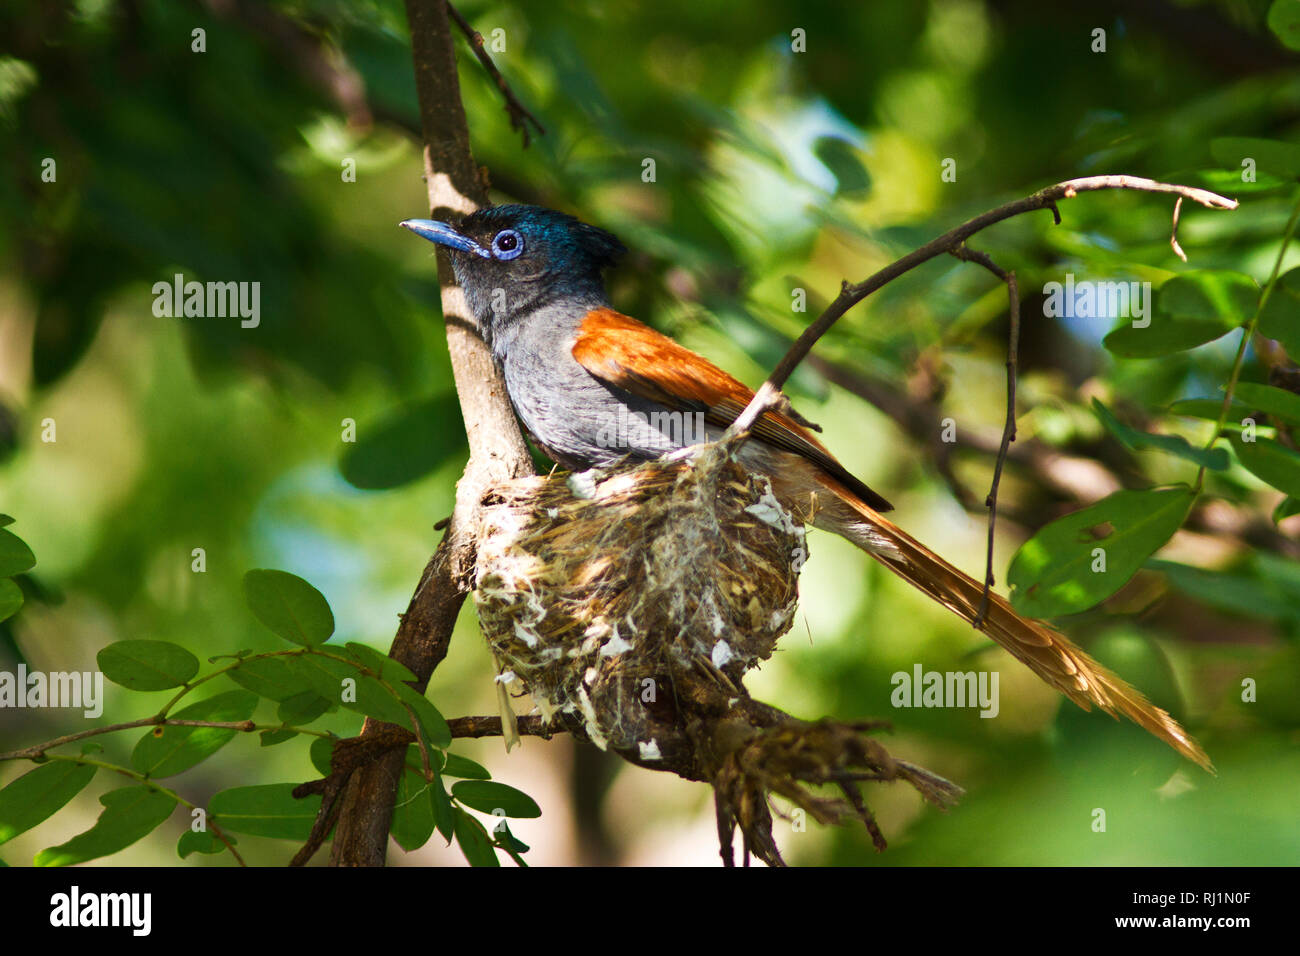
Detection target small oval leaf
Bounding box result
[0,762,97,846]
[1231,434,1300,498]
[451,780,541,818]
[97,640,200,691]
[35,786,177,867]
[1103,271,1257,358]
[131,690,258,778]
[242,570,335,647]
[208,784,321,840]
[0,528,36,577]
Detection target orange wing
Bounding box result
[572,307,893,512]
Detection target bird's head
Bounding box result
[400,204,626,349]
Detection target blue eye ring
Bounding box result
[491,229,524,260]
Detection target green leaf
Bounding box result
[1231,382,1300,427]
[1150,559,1300,622]
[813,135,871,196]
[285,652,359,701]
[1193,167,1289,196]
[1167,398,1250,422]
[1267,0,1300,52]
[309,736,337,777]
[451,780,542,818]
[0,515,13,527]
[1103,271,1257,358]
[493,820,530,866]
[277,690,333,726]
[35,786,177,866]
[177,828,231,858]
[440,752,491,780]
[259,729,297,746]
[1210,137,1300,179]
[394,683,452,749]
[226,655,316,701]
[453,808,499,866]
[391,767,436,852]
[1230,433,1300,498]
[1258,266,1300,358]
[242,569,335,647]
[0,762,97,846]
[431,769,455,842]
[0,578,22,623]
[1092,399,1228,470]
[339,394,467,490]
[343,642,418,683]
[1275,497,1300,524]
[1008,487,1196,617]
[208,784,321,840]
[97,640,200,691]
[343,674,413,726]
[131,689,258,778]
[0,528,35,577]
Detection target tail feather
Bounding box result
[793,472,1213,772]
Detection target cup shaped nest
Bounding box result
[473,439,806,766]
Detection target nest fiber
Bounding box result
[473,440,805,763]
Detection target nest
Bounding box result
[473,437,960,865]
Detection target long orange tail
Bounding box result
[794,471,1213,772]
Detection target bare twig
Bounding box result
[447,714,558,738]
[0,718,259,763]
[726,175,1237,439]
[949,243,1020,625]
[1170,196,1187,262]
[445,0,545,148]
[325,0,533,867]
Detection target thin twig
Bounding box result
[949,244,1020,625]
[445,0,545,148]
[447,714,558,738]
[1170,196,1187,262]
[0,718,259,763]
[725,175,1237,439]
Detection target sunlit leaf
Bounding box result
[0,762,97,846]
[35,786,177,866]
[1008,487,1196,617]
[208,784,320,840]
[1230,434,1300,498]
[1103,271,1256,358]
[131,689,258,778]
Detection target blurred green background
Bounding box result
[1,0,1298,865]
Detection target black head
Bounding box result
[400,204,626,346]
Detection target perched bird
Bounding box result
[401,203,1211,771]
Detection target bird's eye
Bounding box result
[491,229,524,260]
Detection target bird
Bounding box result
[400,203,1212,772]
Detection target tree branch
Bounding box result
[726,175,1237,438]
[948,243,1020,625]
[325,0,533,867]
[445,1,545,148]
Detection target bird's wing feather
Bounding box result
[572,307,893,512]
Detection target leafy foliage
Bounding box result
[2,0,1299,866]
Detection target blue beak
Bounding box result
[399,218,491,258]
